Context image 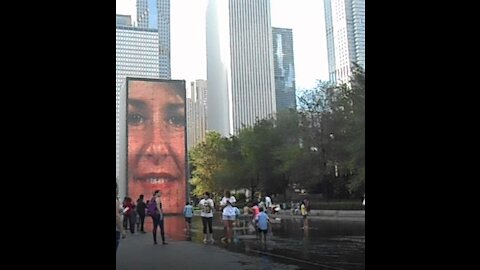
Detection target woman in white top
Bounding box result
[220,190,236,207]
[199,192,215,244]
[220,191,236,241]
[221,200,236,243]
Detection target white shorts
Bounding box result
[222,215,236,221]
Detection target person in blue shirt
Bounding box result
[183,201,194,235]
[255,207,270,243]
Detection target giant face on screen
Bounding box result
[127,79,186,214]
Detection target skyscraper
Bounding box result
[137,0,171,79]
[272,27,296,111]
[186,80,208,150]
[116,18,161,182]
[324,0,365,84]
[116,1,171,181]
[206,0,276,137]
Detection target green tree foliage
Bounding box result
[188,65,365,200]
[344,64,365,195]
[189,131,225,197]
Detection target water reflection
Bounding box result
[145,215,364,270]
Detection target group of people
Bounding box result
[195,191,238,244]
[191,191,271,244]
[117,185,276,253]
[121,195,148,234]
[116,179,169,253]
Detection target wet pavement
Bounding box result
[116,214,364,270]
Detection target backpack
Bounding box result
[147,198,158,216]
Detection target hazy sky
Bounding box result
[116,0,328,90]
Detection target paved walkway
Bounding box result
[116,231,300,270]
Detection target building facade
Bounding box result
[324,0,365,84]
[137,0,171,79]
[186,80,208,149]
[272,27,296,111]
[116,22,161,181]
[206,0,276,136]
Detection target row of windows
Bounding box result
[116,37,158,42]
[116,33,158,37]
[116,49,159,54]
[116,42,158,47]
[116,70,159,74]
[116,60,159,65]
[116,52,161,57]
[116,29,168,35]
[116,40,158,45]
[116,32,158,38]
[116,43,159,49]
[116,61,159,65]
[116,46,158,51]
[116,67,159,73]
[116,27,158,33]
[116,57,159,63]
[116,50,159,55]
[116,69,160,74]
[115,28,158,34]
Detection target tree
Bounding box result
[270,109,301,198]
[214,135,248,191]
[188,64,365,201]
[327,63,365,196]
[297,81,337,198]
[344,63,365,195]
[189,131,226,197]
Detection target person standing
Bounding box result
[183,201,194,235]
[220,191,236,239]
[251,202,260,220]
[136,194,147,233]
[199,192,215,244]
[304,198,311,214]
[251,202,261,240]
[221,200,236,243]
[255,207,270,243]
[301,201,308,229]
[123,197,136,234]
[265,195,272,214]
[149,190,167,245]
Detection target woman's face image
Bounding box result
[127,80,186,214]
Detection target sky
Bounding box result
[116,0,328,91]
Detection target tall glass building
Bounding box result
[206,0,276,136]
[324,0,365,84]
[116,17,161,187]
[115,2,171,186]
[137,0,171,79]
[272,27,296,111]
[186,80,208,150]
